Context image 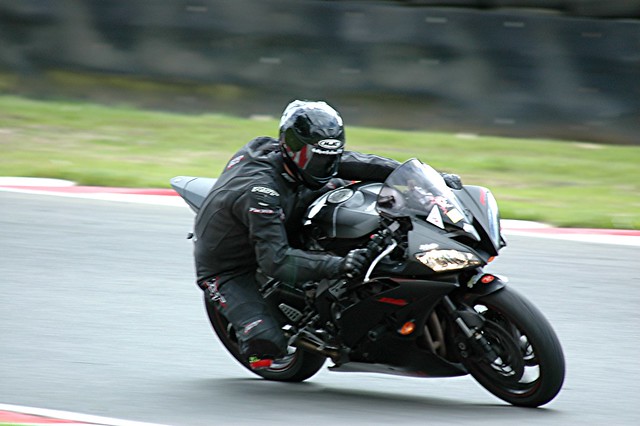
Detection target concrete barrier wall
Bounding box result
[1,0,638,144]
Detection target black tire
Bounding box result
[204,296,326,382]
[461,287,565,407]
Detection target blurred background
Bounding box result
[1,0,639,144]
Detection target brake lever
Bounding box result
[363,239,398,283]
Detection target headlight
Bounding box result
[415,250,482,272]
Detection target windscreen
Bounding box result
[376,159,471,230]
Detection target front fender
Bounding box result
[453,273,507,305]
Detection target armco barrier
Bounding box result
[0,0,638,144]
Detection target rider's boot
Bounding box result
[248,355,273,370]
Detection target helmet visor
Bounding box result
[292,139,344,181]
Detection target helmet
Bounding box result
[279,100,345,189]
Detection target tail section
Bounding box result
[170,176,217,212]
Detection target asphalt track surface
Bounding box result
[1,189,640,425]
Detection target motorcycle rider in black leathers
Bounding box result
[193,100,461,369]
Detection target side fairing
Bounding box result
[456,185,506,254]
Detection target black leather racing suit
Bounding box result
[194,136,399,360]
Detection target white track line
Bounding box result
[0,403,168,426]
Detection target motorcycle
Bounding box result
[171,158,565,407]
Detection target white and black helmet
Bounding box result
[279,100,345,189]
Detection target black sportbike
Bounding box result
[171,158,565,407]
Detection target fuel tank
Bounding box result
[303,182,382,252]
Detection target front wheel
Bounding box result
[204,296,326,382]
[461,287,565,407]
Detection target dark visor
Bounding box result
[303,139,344,179]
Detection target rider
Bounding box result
[193,99,461,369]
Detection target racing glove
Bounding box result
[441,173,463,190]
[339,248,370,279]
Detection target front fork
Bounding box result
[443,272,506,363]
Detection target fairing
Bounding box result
[377,159,474,234]
[303,158,505,263]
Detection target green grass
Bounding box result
[1,95,638,229]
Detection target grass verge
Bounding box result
[1,95,638,229]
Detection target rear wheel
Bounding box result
[461,287,565,407]
[204,297,326,382]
